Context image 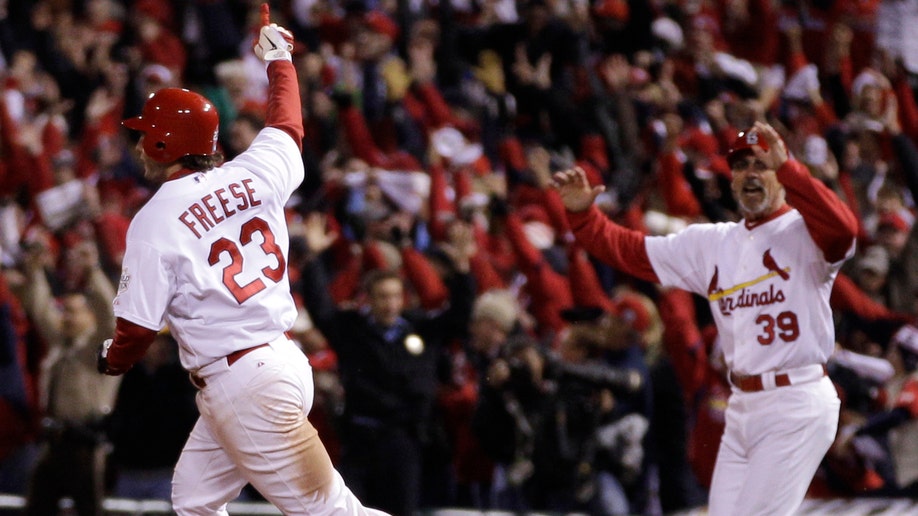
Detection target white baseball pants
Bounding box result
[171,335,389,516]
[707,375,839,516]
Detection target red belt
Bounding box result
[190,343,271,389]
[226,343,270,366]
[729,365,828,393]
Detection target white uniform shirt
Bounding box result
[113,128,303,370]
[645,209,853,375]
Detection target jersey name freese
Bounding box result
[178,178,262,239]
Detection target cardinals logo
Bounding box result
[707,249,790,315]
[762,249,789,280]
[745,131,759,145]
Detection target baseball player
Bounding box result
[552,121,858,515]
[96,5,388,515]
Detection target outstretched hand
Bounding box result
[550,166,605,212]
[302,212,338,256]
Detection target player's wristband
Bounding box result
[263,49,292,62]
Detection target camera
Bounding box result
[499,333,644,395]
[547,356,644,394]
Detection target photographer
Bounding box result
[472,307,651,515]
[540,307,652,516]
[471,333,550,512]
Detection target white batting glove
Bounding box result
[254,23,294,62]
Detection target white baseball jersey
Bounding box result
[645,208,854,375]
[113,127,303,370]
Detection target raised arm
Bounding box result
[99,4,305,376]
[551,167,659,283]
[254,4,304,151]
[752,122,857,263]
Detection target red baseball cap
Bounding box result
[727,129,769,167]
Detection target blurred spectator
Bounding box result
[471,332,549,512]
[136,63,177,100]
[435,288,523,509]
[0,268,38,502]
[876,212,911,259]
[875,0,918,76]
[471,306,652,515]
[130,1,186,77]
[641,293,707,514]
[856,245,891,303]
[820,345,896,496]
[551,306,653,515]
[300,215,476,516]
[655,287,727,493]
[10,238,119,516]
[871,101,918,314]
[852,324,918,496]
[226,110,265,160]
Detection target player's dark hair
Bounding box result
[179,153,224,172]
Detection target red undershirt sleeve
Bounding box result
[106,317,159,374]
[777,159,858,263]
[566,206,659,283]
[265,61,304,152]
[542,189,571,235]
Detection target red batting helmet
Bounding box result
[726,128,769,167]
[123,88,219,164]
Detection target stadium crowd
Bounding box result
[1,0,918,514]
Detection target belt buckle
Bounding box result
[760,371,778,390]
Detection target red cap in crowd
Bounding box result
[877,212,910,233]
[364,11,399,41]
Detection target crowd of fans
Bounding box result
[1,0,918,514]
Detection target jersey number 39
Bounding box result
[208,216,286,304]
[755,311,800,345]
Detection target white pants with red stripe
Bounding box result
[171,336,389,516]
[708,375,839,516]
